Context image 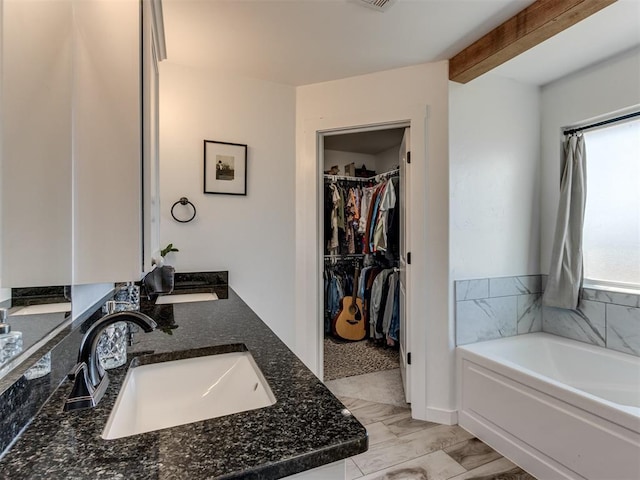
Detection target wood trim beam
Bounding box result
[449,0,618,83]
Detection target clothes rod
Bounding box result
[323,168,400,183]
[564,111,640,135]
[373,168,400,180]
[324,174,369,182]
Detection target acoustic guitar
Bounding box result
[332,267,366,341]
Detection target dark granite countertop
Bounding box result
[0,287,368,479]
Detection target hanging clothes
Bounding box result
[324,174,398,258]
[324,265,345,333]
[373,179,396,253]
[368,268,393,339]
[385,176,401,260]
[382,271,398,340]
[364,182,384,254]
[323,171,401,348]
[358,186,374,235]
[324,183,334,255]
[324,260,363,334]
[327,183,341,256]
[387,279,400,344]
[324,270,342,331]
[345,187,358,254]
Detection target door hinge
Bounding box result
[407,252,411,265]
[406,151,411,164]
[407,352,412,365]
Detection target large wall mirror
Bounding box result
[0,0,163,381]
[0,0,74,378]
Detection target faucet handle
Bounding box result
[65,311,155,411]
[67,361,87,381]
[104,300,116,315]
[64,361,109,411]
[103,299,139,315]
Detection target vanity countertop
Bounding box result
[0,288,368,479]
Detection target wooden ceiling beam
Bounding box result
[449,0,618,84]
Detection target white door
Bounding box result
[399,127,411,403]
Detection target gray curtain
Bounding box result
[543,134,587,310]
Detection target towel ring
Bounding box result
[171,197,196,223]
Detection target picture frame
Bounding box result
[203,140,247,195]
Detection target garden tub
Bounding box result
[457,333,640,479]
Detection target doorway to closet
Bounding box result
[319,124,411,408]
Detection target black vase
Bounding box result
[143,265,175,299]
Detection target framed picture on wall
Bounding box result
[203,140,248,195]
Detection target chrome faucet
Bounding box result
[63,311,157,411]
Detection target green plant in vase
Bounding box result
[152,243,179,267]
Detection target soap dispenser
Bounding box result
[0,308,23,365]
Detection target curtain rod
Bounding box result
[564,111,640,136]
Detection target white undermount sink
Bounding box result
[102,349,276,439]
[154,292,218,304]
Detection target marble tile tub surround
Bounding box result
[455,275,543,346]
[456,275,640,357]
[543,286,640,357]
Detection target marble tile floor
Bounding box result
[325,370,536,480]
[324,368,408,407]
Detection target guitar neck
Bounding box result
[350,267,360,308]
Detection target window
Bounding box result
[582,118,640,289]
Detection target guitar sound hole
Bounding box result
[347,304,362,325]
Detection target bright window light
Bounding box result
[583,118,640,289]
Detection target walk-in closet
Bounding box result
[321,126,410,407]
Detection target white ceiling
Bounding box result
[162,0,640,87]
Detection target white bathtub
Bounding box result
[457,333,640,480]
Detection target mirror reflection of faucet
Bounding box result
[0,308,22,368]
[63,311,156,412]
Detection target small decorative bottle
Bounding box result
[0,308,23,366]
[24,352,52,380]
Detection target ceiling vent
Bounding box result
[353,0,397,13]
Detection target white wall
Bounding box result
[296,62,451,422]
[450,74,541,281]
[540,47,640,273]
[159,62,296,347]
[376,145,401,173]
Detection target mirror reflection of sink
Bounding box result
[10,302,72,316]
[102,348,276,440]
[154,292,218,305]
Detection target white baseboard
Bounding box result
[426,406,458,425]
